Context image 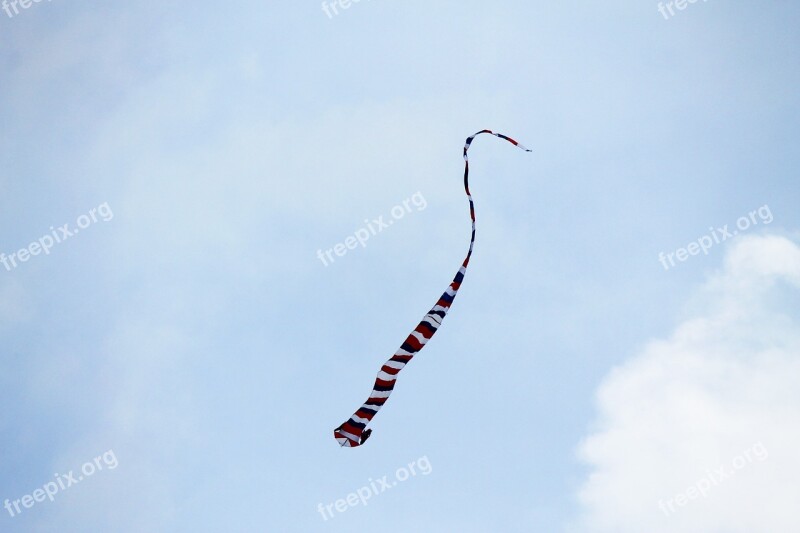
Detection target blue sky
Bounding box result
[1,1,799,532]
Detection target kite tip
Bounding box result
[334,427,370,448]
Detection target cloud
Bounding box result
[574,235,800,533]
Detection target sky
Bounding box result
[1,1,798,532]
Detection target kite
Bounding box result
[333,130,532,447]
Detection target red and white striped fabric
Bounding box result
[334,130,531,447]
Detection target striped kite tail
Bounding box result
[334,130,532,448]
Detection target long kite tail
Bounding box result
[333,130,532,447]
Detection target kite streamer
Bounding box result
[333,130,531,447]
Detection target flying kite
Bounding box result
[333,130,532,447]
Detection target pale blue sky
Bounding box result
[1,1,799,532]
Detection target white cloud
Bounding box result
[574,235,800,533]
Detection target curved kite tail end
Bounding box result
[333,429,359,447]
[333,427,372,448]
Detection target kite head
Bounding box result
[333,426,371,447]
